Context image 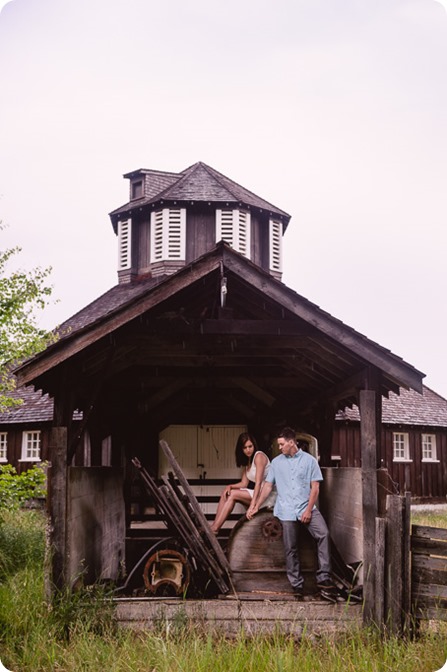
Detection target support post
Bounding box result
[375,516,386,629]
[47,427,68,593]
[385,494,404,635]
[359,388,380,624]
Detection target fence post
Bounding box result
[375,516,386,629]
[385,494,404,635]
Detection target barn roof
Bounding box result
[13,241,424,423]
[109,161,291,227]
[336,385,447,427]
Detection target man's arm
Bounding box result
[246,480,273,519]
[300,480,320,524]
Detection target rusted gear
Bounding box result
[261,517,283,541]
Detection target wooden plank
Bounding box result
[359,389,379,624]
[402,492,412,633]
[411,538,447,557]
[412,525,447,542]
[375,516,386,628]
[160,440,233,580]
[131,457,231,595]
[385,494,404,635]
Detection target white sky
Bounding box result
[0,0,446,398]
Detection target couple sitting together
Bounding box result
[210,428,334,597]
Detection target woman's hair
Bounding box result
[235,432,259,467]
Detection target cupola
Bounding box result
[109,162,291,284]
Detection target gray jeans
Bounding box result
[281,509,332,590]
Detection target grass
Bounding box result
[411,509,447,529]
[0,509,446,671]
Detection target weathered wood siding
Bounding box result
[0,424,52,474]
[332,423,447,499]
[67,466,126,587]
[411,524,447,621]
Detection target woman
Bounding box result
[210,432,271,534]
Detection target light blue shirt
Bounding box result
[265,449,323,521]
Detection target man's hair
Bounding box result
[277,426,296,441]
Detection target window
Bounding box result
[422,434,438,461]
[0,432,7,462]
[393,432,411,461]
[216,209,251,258]
[150,208,186,262]
[118,219,132,270]
[21,430,41,462]
[269,219,283,273]
[131,180,143,200]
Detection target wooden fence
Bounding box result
[411,524,447,622]
[377,494,447,634]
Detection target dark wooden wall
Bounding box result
[0,423,52,475]
[332,422,447,499]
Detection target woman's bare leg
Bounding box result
[210,490,252,533]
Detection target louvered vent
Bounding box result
[167,208,184,259]
[152,210,164,261]
[216,209,251,258]
[151,208,186,262]
[216,209,235,247]
[118,219,131,270]
[269,219,282,273]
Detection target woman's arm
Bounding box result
[250,452,268,505]
[223,469,249,497]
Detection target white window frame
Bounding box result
[269,218,283,273]
[0,432,7,462]
[421,433,438,462]
[150,208,186,262]
[392,432,411,462]
[118,219,132,270]
[216,209,251,258]
[20,430,41,462]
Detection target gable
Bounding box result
[13,242,424,426]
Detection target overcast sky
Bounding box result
[0,0,446,399]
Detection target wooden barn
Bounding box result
[5,161,431,628]
[333,385,447,501]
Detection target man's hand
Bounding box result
[300,509,312,524]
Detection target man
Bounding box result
[246,427,334,599]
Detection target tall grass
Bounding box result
[0,510,446,672]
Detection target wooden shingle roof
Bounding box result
[109,161,291,227]
[336,386,447,428]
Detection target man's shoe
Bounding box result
[293,587,304,599]
[317,579,336,591]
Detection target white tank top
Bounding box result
[245,451,270,485]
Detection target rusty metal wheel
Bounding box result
[261,517,283,541]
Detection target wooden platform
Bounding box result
[113,593,363,637]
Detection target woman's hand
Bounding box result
[246,503,257,520]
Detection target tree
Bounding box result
[0,225,56,411]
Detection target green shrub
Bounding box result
[0,462,47,510]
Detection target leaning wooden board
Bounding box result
[159,439,235,592]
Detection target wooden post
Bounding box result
[375,516,386,629]
[47,427,68,593]
[359,388,380,624]
[385,494,404,635]
[402,491,412,635]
